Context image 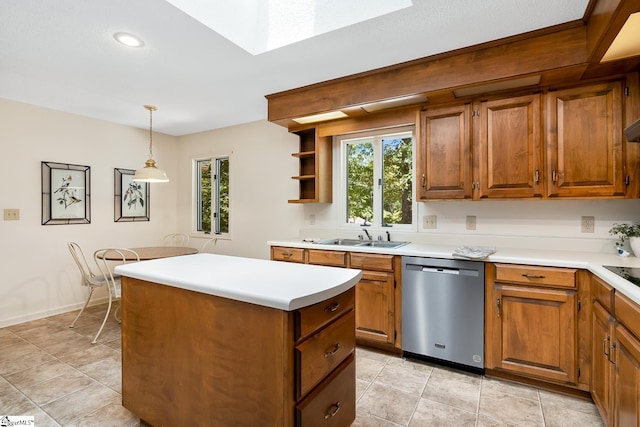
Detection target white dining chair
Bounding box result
[201,237,218,253]
[68,242,112,336]
[163,233,190,247]
[90,248,140,344]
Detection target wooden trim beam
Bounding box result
[266,25,588,126]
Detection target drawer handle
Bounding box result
[282,252,292,258]
[324,402,341,420]
[324,344,341,358]
[521,273,545,279]
[324,302,340,313]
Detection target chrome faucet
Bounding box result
[362,227,373,240]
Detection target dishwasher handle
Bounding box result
[420,266,460,275]
[406,263,480,277]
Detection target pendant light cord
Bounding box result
[145,105,157,160]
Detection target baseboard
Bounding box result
[0,296,110,329]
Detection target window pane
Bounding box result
[346,140,373,224]
[216,158,229,234]
[197,160,212,232]
[382,136,412,225]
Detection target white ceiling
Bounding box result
[0,0,590,136]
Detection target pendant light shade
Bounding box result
[132,105,169,183]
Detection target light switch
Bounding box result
[4,208,20,221]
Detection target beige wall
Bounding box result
[0,98,178,326]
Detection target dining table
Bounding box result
[97,246,198,261]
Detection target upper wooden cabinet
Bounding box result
[477,94,543,199]
[546,81,624,198]
[289,127,332,204]
[417,79,632,201]
[418,104,472,200]
[418,94,543,201]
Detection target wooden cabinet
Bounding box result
[612,292,640,427]
[592,300,615,425]
[418,94,543,200]
[272,247,401,352]
[417,80,629,201]
[477,94,543,198]
[546,81,624,198]
[590,274,640,427]
[485,263,580,385]
[418,104,472,199]
[271,246,306,263]
[121,276,356,427]
[289,127,332,203]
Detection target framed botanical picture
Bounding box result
[114,168,150,222]
[42,161,91,225]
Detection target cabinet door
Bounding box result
[613,324,640,427]
[355,270,395,345]
[546,82,624,197]
[478,94,542,198]
[488,284,577,383]
[417,104,472,199]
[592,301,614,426]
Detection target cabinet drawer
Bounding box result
[308,250,347,267]
[615,292,640,340]
[296,288,355,341]
[296,354,355,427]
[591,274,614,312]
[271,246,305,263]
[295,310,355,399]
[495,264,576,288]
[349,252,394,272]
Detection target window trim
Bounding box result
[335,125,416,232]
[192,152,232,240]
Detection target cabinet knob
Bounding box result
[324,302,340,313]
[324,402,341,420]
[324,343,341,358]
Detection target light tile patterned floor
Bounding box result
[0,304,605,426]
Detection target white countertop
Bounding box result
[268,239,640,306]
[114,253,362,311]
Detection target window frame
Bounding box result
[192,153,232,239]
[336,125,416,231]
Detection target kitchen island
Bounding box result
[114,253,362,427]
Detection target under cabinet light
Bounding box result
[292,111,348,124]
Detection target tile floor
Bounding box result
[0,304,605,426]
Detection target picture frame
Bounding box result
[42,161,91,225]
[114,168,150,222]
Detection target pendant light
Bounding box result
[132,105,169,183]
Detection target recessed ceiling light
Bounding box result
[113,32,145,48]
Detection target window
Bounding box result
[195,156,229,234]
[339,127,414,228]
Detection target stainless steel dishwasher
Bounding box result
[402,256,484,373]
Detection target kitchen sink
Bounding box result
[317,239,408,249]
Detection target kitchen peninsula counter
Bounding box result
[115,253,362,427]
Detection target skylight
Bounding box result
[164,0,413,55]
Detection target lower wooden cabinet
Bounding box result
[485,263,581,386]
[354,270,395,345]
[592,300,614,425]
[590,274,640,427]
[272,247,401,351]
[612,323,640,427]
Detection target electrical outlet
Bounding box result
[466,215,476,230]
[3,208,19,221]
[423,215,437,229]
[581,216,594,233]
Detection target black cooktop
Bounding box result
[603,265,640,287]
